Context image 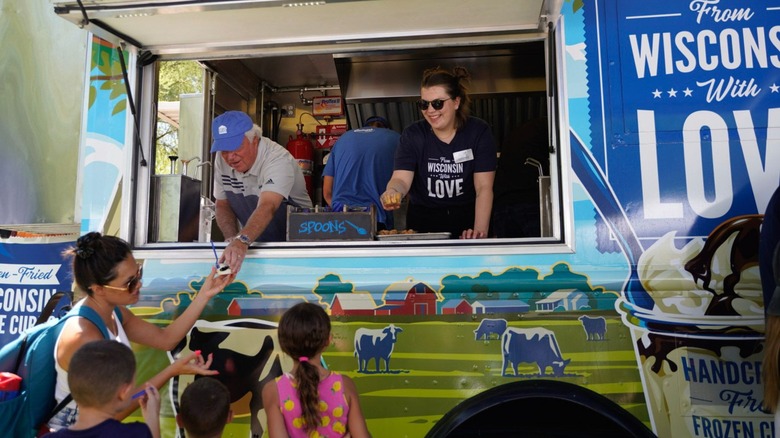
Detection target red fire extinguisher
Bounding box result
[286,124,314,199]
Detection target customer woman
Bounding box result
[48,232,235,431]
[381,66,497,239]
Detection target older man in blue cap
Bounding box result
[322,115,400,230]
[211,111,312,273]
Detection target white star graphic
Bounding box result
[683,88,693,97]
[652,89,662,98]
[771,83,779,93]
[667,88,677,97]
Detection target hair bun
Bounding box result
[75,232,101,259]
[75,247,94,259]
[452,66,470,81]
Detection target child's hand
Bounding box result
[173,350,219,377]
[139,383,161,438]
[138,383,160,417]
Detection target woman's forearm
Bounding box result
[386,177,409,196]
[156,293,212,349]
[473,190,493,233]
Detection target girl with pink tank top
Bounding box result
[262,303,371,438]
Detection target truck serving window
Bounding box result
[137,41,564,248]
[136,40,561,247]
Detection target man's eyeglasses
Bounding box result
[417,98,452,111]
[103,264,143,292]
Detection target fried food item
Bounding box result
[381,191,403,209]
[378,229,416,235]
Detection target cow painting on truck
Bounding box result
[169,319,293,438]
[473,318,507,340]
[501,327,571,377]
[354,325,403,373]
[578,315,607,341]
[30,0,779,436]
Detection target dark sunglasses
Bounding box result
[417,98,452,111]
[104,264,143,292]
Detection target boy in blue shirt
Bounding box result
[43,340,160,438]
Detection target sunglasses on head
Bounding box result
[103,264,143,292]
[417,97,452,111]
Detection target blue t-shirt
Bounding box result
[395,117,496,208]
[323,127,400,227]
[43,419,152,438]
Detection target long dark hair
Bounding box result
[420,65,471,130]
[62,232,132,295]
[763,243,780,412]
[277,302,331,432]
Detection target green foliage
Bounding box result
[471,284,488,293]
[158,61,203,101]
[112,100,126,116]
[565,0,584,13]
[155,122,179,174]
[314,273,355,295]
[88,43,126,113]
[154,61,204,174]
[440,263,618,310]
[88,86,96,109]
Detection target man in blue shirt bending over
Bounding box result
[323,116,400,230]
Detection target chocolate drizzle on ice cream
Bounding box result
[637,326,763,374]
[684,215,763,316]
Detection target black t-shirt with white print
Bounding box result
[395,116,497,209]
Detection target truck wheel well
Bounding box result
[425,379,655,438]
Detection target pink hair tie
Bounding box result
[298,356,309,363]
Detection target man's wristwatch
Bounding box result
[235,234,252,246]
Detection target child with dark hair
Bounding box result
[48,232,234,431]
[43,340,161,438]
[262,302,370,438]
[176,377,232,438]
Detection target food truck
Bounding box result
[5,0,778,436]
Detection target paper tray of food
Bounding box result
[376,231,452,240]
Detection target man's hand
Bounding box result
[221,239,249,274]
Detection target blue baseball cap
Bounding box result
[211,111,253,153]
[363,116,390,129]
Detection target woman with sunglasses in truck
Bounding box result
[47,232,235,432]
[381,66,497,239]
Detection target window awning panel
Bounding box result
[53,0,559,58]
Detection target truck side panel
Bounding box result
[76,1,779,437]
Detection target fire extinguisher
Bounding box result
[286,123,314,199]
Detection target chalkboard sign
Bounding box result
[287,205,376,241]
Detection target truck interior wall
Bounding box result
[214,78,251,119]
[344,94,548,153]
[197,40,548,152]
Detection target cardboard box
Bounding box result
[287,205,376,241]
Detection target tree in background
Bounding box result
[155,61,204,174]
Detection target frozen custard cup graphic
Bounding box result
[572,134,771,435]
[618,230,770,437]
